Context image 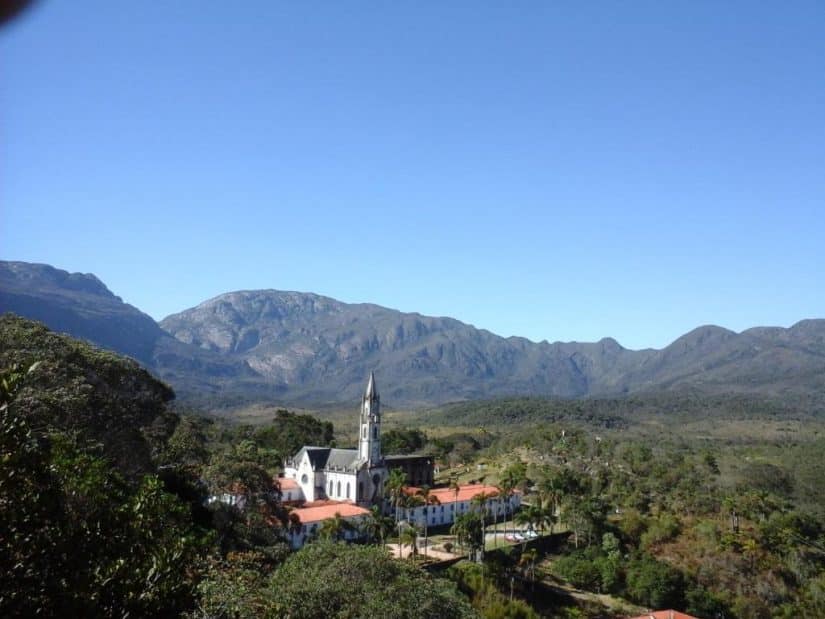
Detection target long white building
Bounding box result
[398,484,521,529]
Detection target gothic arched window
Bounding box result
[329,480,333,496]
[337,481,341,497]
[346,483,351,499]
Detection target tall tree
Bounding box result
[415,486,441,558]
[318,512,350,542]
[386,468,408,525]
[399,524,419,561]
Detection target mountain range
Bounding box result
[1,260,823,408]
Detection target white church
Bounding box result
[283,372,389,506]
[281,373,521,549]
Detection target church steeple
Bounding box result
[365,371,378,400]
[359,372,381,464]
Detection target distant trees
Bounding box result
[253,409,334,463]
[383,428,427,455]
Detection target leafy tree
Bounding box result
[161,414,210,467]
[564,496,609,548]
[0,315,174,479]
[625,554,685,610]
[383,428,428,454]
[685,585,730,618]
[193,551,274,618]
[552,554,602,591]
[640,514,681,549]
[253,409,334,460]
[269,542,475,618]
[452,512,485,563]
[448,561,539,619]
[1,386,208,616]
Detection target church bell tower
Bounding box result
[359,372,381,464]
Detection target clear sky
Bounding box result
[2,1,824,350]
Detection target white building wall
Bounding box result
[285,452,327,502]
[324,471,357,501]
[403,494,521,528]
[281,487,304,502]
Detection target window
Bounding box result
[346,482,351,499]
[358,482,364,500]
[329,480,333,495]
[373,426,378,439]
[337,481,341,497]
[301,474,308,484]
[363,427,366,438]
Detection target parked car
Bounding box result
[514,533,525,542]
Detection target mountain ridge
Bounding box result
[2,260,824,408]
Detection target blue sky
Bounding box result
[2,1,823,350]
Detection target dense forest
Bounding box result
[2,314,824,618]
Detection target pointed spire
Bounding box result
[365,371,378,400]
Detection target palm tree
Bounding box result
[497,477,516,539]
[386,468,407,525]
[318,512,350,541]
[538,469,568,530]
[447,476,461,525]
[471,491,495,560]
[501,461,529,538]
[363,505,393,546]
[451,512,484,562]
[514,507,532,540]
[536,504,557,534]
[415,486,441,558]
[493,484,509,545]
[399,524,419,561]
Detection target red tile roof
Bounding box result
[277,478,300,491]
[627,611,699,619]
[302,499,346,508]
[291,501,370,524]
[406,484,505,504]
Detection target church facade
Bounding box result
[284,372,390,506]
